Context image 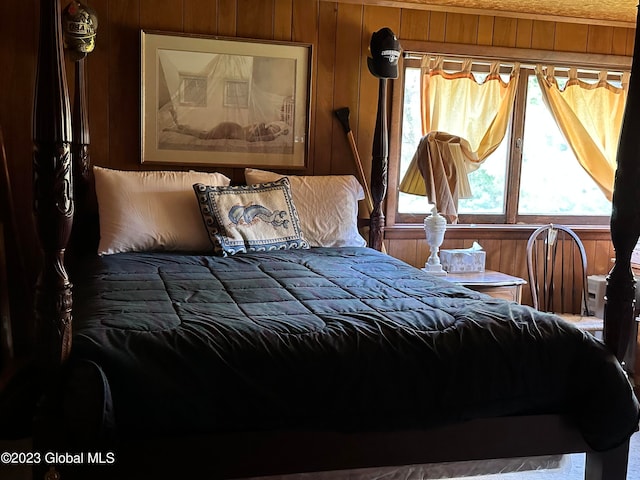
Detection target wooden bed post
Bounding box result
[63,1,98,256]
[605,6,640,380]
[32,0,74,368]
[63,0,97,194]
[71,58,91,200]
[369,78,388,252]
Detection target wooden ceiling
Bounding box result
[342,0,638,27]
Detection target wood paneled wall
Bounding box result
[0,0,634,302]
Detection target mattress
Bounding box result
[68,247,640,451]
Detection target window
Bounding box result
[517,74,613,217]
[179,75,207,107]
[223,79,250,108]
[394,52,628,226]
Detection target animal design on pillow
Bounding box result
[228,204,289,229]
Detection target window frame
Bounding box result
[387,40,632,228]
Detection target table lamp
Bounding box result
[423,205,447,275]
[399,154,448,276]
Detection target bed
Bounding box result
[26,1,640,480]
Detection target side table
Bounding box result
[437,269,527,304]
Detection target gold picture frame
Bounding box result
[141,30,312,169]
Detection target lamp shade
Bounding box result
[399,152,427,197]
[398,132,477,224]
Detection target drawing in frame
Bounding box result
[141,30,312,168]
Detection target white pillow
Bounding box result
[94,166,230,255]
[244,168,366,248]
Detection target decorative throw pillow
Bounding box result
[94,166,231,255]
[193,178,309,256]
[244,168,367,248]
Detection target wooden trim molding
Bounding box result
[400,41,633,70]
[322,0,637,28]
[384,224,612,241]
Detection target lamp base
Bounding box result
[423,206,447,277]
[422,265,447,276]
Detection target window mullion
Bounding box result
[504,69,529,224]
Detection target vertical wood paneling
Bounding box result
[607,242,616,272]
[444,13,478,44]
[109,0,141,170]
[417,240,428,267]
[184,0,218,34]
[237,0,274,38]
[314,1,338,176]
[218,0,237,36]
[332,3,363,176]
[626,28,635,55]
[292,0,318,172]
[428,11,446,42]
[441,238,465,250]
[531,20,555,50]
[292,0,317,44]
[582,240,597,276]
[140,0,183,30]
[1,0,39,282]
[612,27,629,56]
[492,17,517,47]
[512,241,530,305]
[515,19,533,49]
[399,9,431,42]
[593,239,614,274]
[274,0,293,41]
[387,239,417,266]
[587,25,614,54]
[86,0,110,170]
[495,239,515,272]
[477,16,494,46]
[482,239,502,271]
[554,23,588,52]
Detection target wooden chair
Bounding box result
[526,224,604,336]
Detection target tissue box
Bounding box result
[440,248,486,273]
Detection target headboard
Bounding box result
[31,0,639,383]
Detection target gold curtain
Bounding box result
[400,56,519,222]
[421,56,520,161]
[535,65,628,201]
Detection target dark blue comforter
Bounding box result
[68,247,639,451]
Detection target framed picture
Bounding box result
[141,30,312,169]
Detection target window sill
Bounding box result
[384,223,611,241]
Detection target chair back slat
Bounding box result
[526,224,591,316]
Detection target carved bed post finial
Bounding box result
[63,1,98,241]
[33,0,74,367]
[366,28,402,252]
[370,78,388,251]
[605,6,640,376]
